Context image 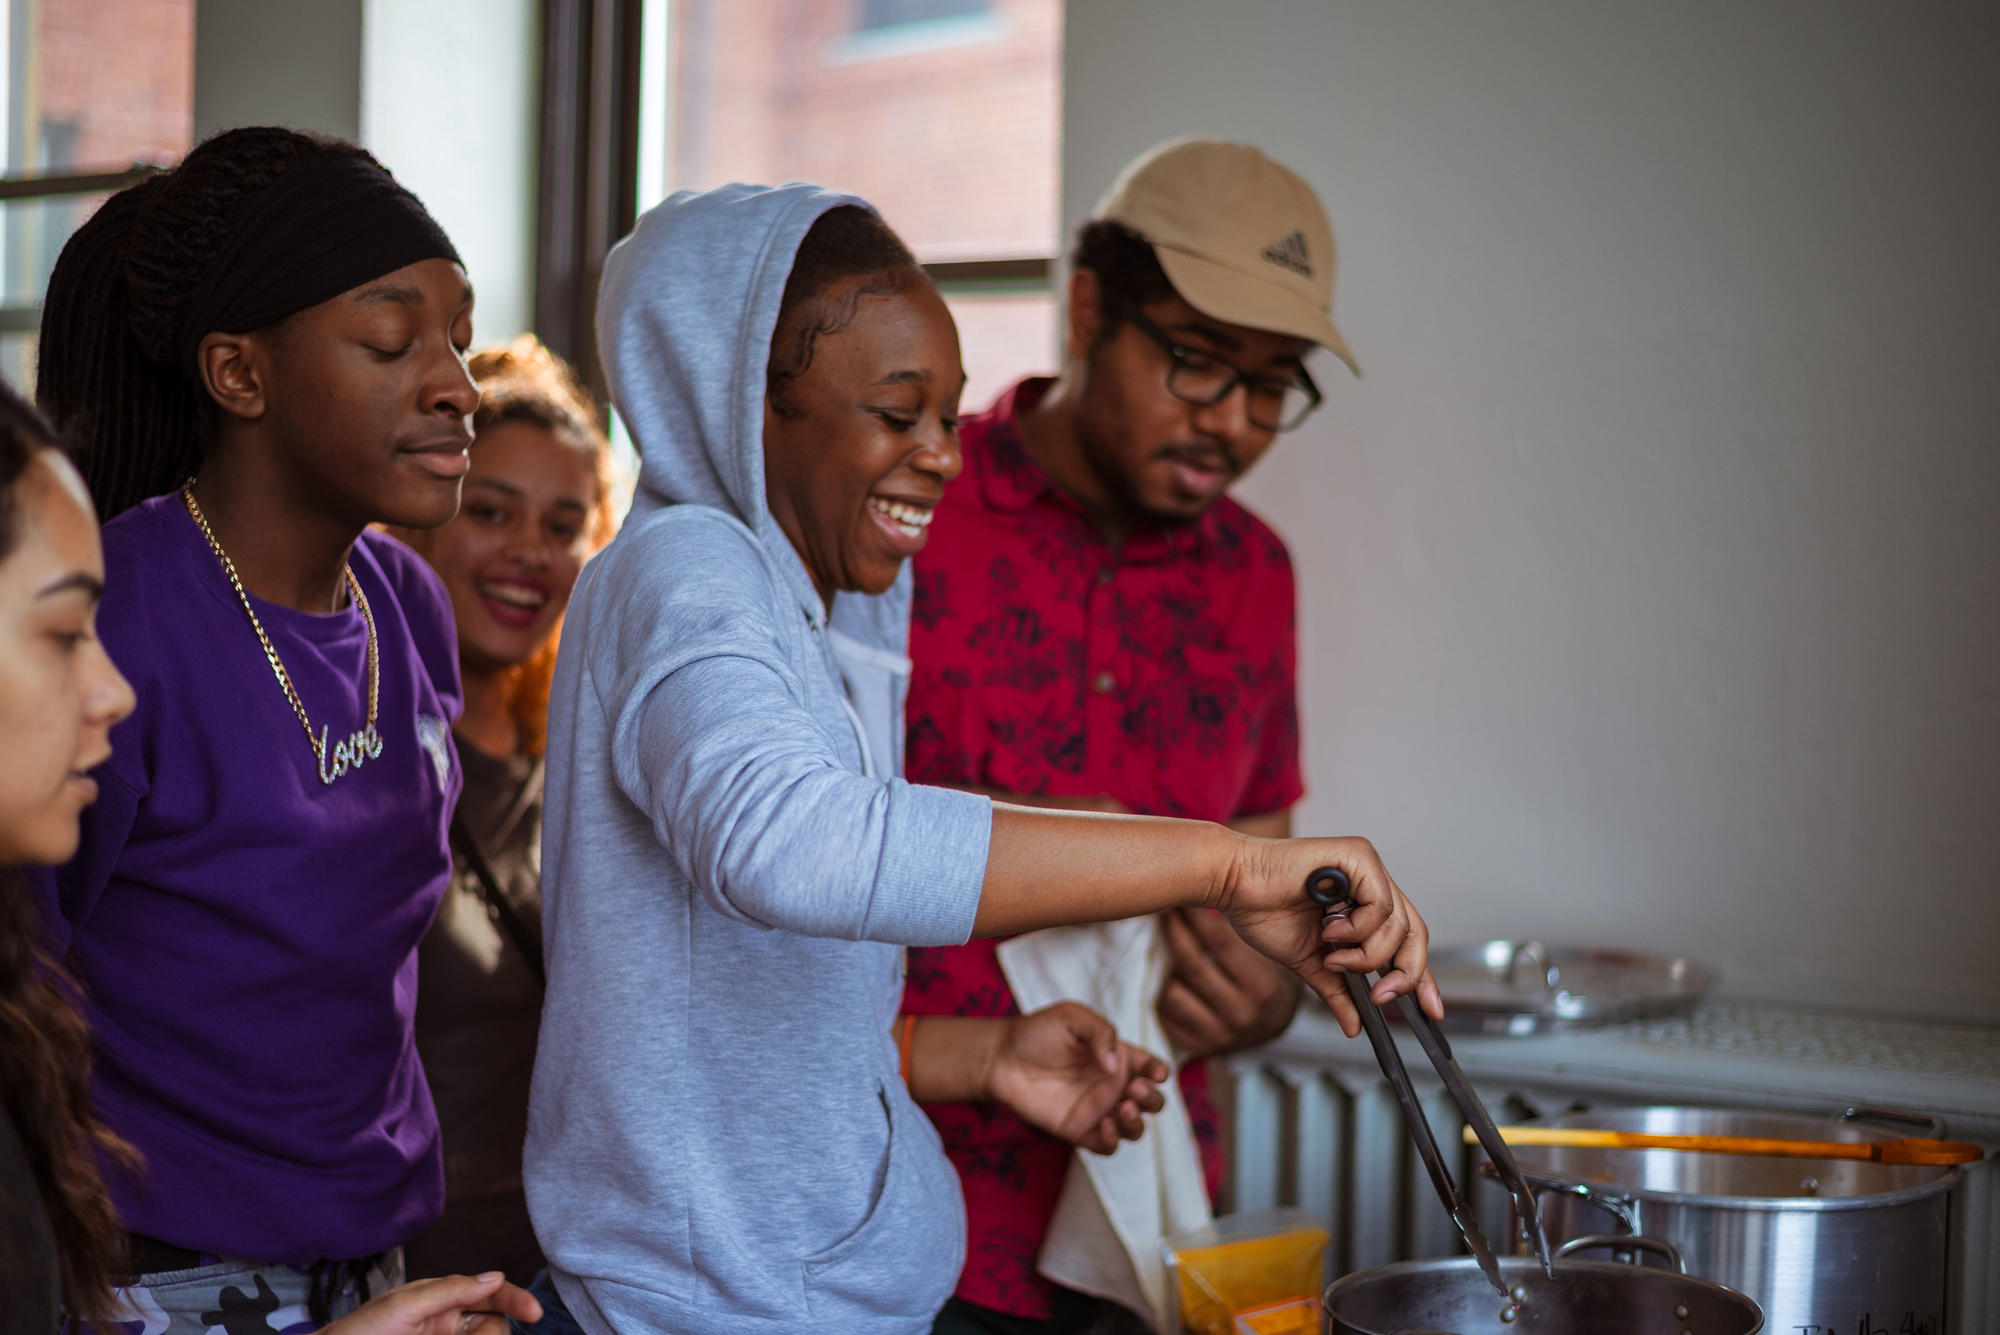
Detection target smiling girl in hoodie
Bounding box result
[527,189,1440,1335]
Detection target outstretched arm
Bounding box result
[1154,807,1304,1056]
[977,804,1440,1038]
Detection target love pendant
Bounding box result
[316,722,385,785]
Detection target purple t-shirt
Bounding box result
[33,492,461,1262]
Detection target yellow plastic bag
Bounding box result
[1161,1208,1329,1335]
[1231,1296,1321,1334]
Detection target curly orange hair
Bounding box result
[468,335,621,756]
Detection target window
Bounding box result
[639,0,1061,413]
[0,0,195,390]
[856,0,990,31]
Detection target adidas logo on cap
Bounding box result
[1092,138,1358,373]
[1260,230,1312,278]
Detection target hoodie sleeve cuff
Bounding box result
[865,784,991,946]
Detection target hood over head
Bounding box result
[594,181,917,699]
[598,181,866,531]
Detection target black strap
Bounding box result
[124,1231,203,1275]
[448,810,546,988]
[306,1251,387,1326]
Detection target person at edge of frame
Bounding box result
[0,383,539,1334]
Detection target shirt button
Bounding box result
[1092,671,1117,695]
[1096,566,1115,586]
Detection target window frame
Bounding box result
[534,0,646,411]
[856,0,993,32]
[0,164,162,336]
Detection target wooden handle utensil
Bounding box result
[1462,1124,1984,1166]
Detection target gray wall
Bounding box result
[194,0,363,141]
[361,0,540,346]
[192,0,539,346]
[1065,2,2000,1020]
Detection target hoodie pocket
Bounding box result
[802,1078,965,1320]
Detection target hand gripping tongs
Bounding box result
[1304,867,1554,1295]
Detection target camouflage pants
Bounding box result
[76,1249,403,1335]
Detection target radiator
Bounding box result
[1224,1000,2000,1334]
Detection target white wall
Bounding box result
[361,0,540,347]
[1065,2,2000,1021]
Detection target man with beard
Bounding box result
[902,139,1359,1333]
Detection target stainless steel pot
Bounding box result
[1499,1106,1958,1335]
[1323,1234,1763,1334]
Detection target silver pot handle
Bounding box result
[1480,1159,1640,1234]
[1502,939,1560,989]
[1841,1104,1947,1139]
[1556,1233,1687,1274]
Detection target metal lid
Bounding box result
[1422,940,1715,1034]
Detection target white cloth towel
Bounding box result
[998,917,1214,1332]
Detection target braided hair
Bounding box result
[36,127,381,521]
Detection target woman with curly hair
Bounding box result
[389,335,620,1285]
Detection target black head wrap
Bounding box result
[170,148,461,374]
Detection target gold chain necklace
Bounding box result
[182,481,383,785]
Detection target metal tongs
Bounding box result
[1305,867,1555,1295]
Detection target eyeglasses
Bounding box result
[1113,301,1324,433]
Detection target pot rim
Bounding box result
[1520,1105,1966,1210]
[1520,1167,1960,1207]
[1527,1162,1962,1211]
[1323,1254,1764,1331]
[1325,1253,1752,1287]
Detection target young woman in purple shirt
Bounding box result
[0,386,539,1332]
[26,126,518,1331]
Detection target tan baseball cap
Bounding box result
[1094,138,1358,376]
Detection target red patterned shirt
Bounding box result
[902,378,1305,1318]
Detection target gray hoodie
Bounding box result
[525,183,992,1335]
